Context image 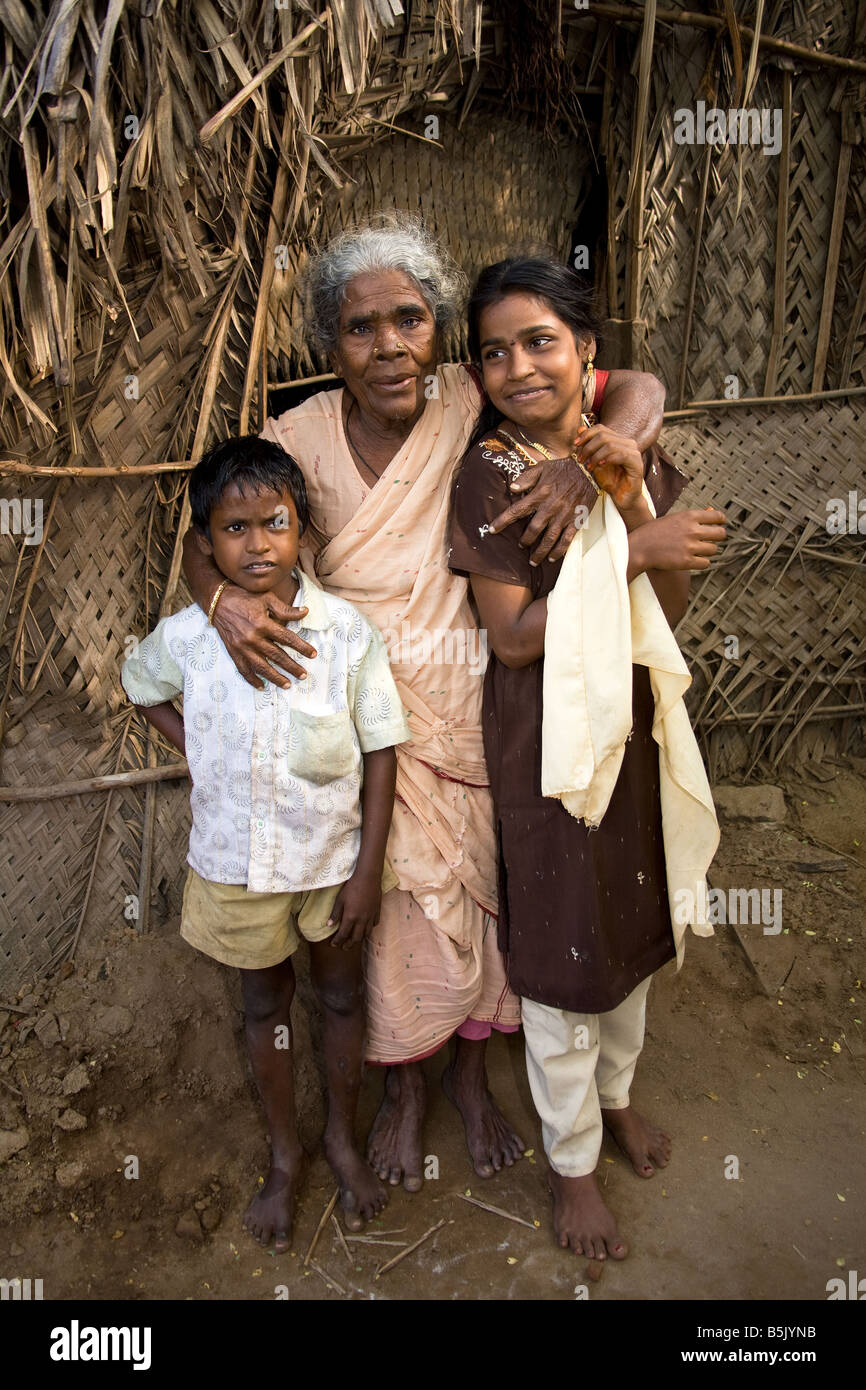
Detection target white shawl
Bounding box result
[541,489,719,964]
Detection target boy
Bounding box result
[121,437,409,1251]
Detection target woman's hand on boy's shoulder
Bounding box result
[212,586,317,690]
[327,867,382,949]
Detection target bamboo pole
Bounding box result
[239,104,295,434]
[624,0,656,359]
[569,4,866,75]
[0,762,189,803]
[763,68,791,396]
[811,138,852,393]
[0,459,196,477]
[676,140,712,409]
[663,384,866,418]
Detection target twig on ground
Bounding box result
[304,1188,339,1267]
[331,1213,353,1265]
[309,1259,347,1296]
[375,1219,446,1278]
[456,1192,539,1231]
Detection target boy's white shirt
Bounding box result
[121,570,410,892]
[541,487,720,964]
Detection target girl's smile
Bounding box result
[478,291,592,453]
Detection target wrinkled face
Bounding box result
[330,271,440,428]
[201,483,302,599]
[477,291,591,433]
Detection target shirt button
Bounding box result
[256,819,264,828]
[258,751,266,760]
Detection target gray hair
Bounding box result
[304,215,467,355]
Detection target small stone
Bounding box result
[17,994,37,1012]
[93,1004,133,1037]
[175,1209,204,1242]
[56,1160,85,1189]
[34,1013,62,1047]
[194,1198,209,1211]
[56,1108,87,1132]
[201,1206,221,1233]
[62,1064,90,1096]
[712,784,787,823]
[10,1242,23,1257]
[0,1127,29,1163]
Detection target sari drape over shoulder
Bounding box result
[261,365,519,1061]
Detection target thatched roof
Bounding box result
[0,1,864,993]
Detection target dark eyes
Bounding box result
[483,336,553,360]
[225,519,287,532]
[349,316,424,334]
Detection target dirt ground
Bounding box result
[1,764,864,1302]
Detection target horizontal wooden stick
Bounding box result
[0,761,189,802]
[664,386,866,419]
[0,458,194,477]
[578,5,866,74]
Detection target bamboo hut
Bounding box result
[1,1,864,998]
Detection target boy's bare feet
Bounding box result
[367,1063,426,1192]
[548,1169,628,1259]
[325,1136,387,1230]
[442,1037,524,1178]
[242,1151,304,1252]
[602,1104,671,1177]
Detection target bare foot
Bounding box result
[242,1151,303,1252]
[366,1064,426,1193]
[442,1051,524,1178]
[325,1135,387,1231]
[548,1169,628,1259]
[602,1104,671,1177]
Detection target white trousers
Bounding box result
[521,976,652,1177]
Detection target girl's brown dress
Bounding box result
[447,435,688,1014]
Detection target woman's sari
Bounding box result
[261,364,520,1062]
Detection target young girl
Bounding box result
[447,258,725,1261]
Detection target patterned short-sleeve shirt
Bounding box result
[121,570,410,892]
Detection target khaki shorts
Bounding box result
[180,861,398,971]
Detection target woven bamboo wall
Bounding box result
[1,1,865,999]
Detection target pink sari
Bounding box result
[261,364,520,1062]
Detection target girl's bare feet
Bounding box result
[367,1063,426,1192]
[548,1169,628,1259]
[325,1136,387,1230]
[602,1104,671,1177]
[242,1150,304,1252]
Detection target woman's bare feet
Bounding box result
[366,1063,426,1192]
[442,1037,525,1178]
[242,1150,304,1252]
[548,1169,628,1259]
[324,1135,387,1230]
[602,1104,671,1177]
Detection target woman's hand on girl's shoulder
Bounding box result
[574,423,645,513]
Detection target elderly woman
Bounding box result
[182,219,664,1224]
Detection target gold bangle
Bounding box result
[207,579,228,624]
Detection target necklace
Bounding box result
[498,422,598,490]
[345,399,386,481]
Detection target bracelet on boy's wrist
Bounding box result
[207,579,229,624]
